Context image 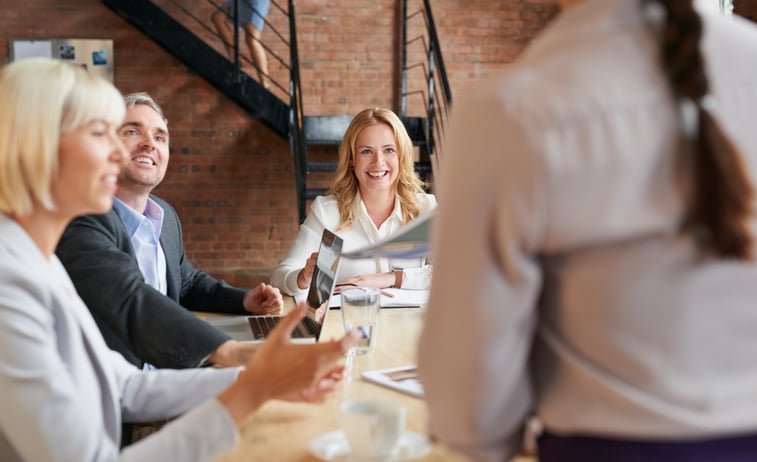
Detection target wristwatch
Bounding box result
[391,269,403,288]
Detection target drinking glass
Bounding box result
[340,287,381,355]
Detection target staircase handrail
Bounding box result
[287,0,308,222]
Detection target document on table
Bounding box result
[327,288,429,308]
[361,365,424,398]
[296,289,428,308]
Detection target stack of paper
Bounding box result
[328,289,429,308]
[361,365,424,398]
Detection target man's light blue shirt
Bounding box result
[113,196,168,296]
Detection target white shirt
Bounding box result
[271,193,436,296]
[418,1,757,461]
[113,197,168,295]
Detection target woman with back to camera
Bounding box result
[271,108,436,297]
[419,0,757,461]
[0,57,357,461]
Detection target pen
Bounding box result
[381,290,395,298]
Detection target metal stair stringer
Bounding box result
[102,0,289,138]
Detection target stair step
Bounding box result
[303,115,353,145]
[305,188,329,200]
[303,115,427,146]
[307,161,338,173]
[307,161,431,175]
[415,161,433,174]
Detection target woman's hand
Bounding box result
[296,252,318,290]
[217,302,360,425]
[337,271,395,289]
[243,282,283,315]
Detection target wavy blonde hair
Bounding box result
[0,58,125,216]
[329,108,426,230]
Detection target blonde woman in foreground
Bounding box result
[0,58,357,461]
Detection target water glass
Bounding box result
[340,398,406,460]
[341,287,381,355]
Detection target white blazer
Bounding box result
[0,213,240,461]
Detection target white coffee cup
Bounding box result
[340,398,406,460]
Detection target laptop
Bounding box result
[205,229,343,344]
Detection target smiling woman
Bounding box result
[53,120,124,219]
[271,108,437,298]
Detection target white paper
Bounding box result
[328,289,428,308]
[12,40,52,60]
[341,210,434,260]
[361,365,424,398]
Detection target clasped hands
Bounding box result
[297,251,395,290]
[243,282,284,315]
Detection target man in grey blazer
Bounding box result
[56,92,282,369]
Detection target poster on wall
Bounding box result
[10,38,114,83]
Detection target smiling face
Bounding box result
[116,103,169,199]
[50,119,125,218]
[351,122,400,196]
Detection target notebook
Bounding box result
[205,229,343,344]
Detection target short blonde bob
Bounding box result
[329,107,425,230]
[0,58,125,216]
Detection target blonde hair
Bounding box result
[329,108,425,230]
[0,58,125,216]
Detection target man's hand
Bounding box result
[207,340,259,367]
[243,282,283,315]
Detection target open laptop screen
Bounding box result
[303,229,343,331]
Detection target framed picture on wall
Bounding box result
[10,38,114,83]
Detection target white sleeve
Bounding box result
[399,265,432,290]
[417,88,545,462]
[271,196,332,296]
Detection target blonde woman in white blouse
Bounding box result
[272,108,436,297]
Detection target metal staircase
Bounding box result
[102,0,451,223]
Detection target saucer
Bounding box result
[309,430,432,461]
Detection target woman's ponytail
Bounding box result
[656,0,754,258]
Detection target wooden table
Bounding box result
[213,304,473,462]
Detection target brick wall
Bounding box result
[12,1,756,286]
[735,0,757,21]
[0,0,557,286]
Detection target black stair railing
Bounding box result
[103,0,290,136]
[286,0,308,223]
[143,0,291,97]
[401,0,453,176]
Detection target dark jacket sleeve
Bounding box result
[55,209,236,369]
